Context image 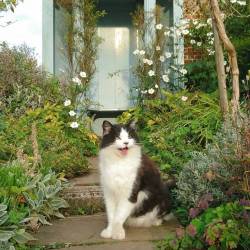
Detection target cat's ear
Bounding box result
[102,120,112,135]
[127,120,137,130]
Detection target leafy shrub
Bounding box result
[118,91,221,174]
[0,103,98,177]
[225,7,250,81]
[158,202,250,250]
[0,204,35,250]
[175,120,249,211]
[0,160,69,249]
[185,60,218,93]
[0,42,64,116]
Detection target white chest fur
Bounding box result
[99,145,141,199]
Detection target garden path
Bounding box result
[33,157,179,249]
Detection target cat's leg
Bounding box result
[100,190,116,238]
[111,199,135,240]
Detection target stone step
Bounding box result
[62,157,104,213]
[32,213,179,250]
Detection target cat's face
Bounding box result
[101,120,139,156]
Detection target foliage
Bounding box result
[0,0,22,12]
[0,103,98,178]
[225,5,250,98]
[185,59,218,93]
[131,5,188,104]
[0,204,35,250]
[185,1,250,96]
[0,160,69,249]
[175,119,249,211]
[0,42,64,116]
[158,202,250,250]
[118,91,221,174]
[22,172,68,230]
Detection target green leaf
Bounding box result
[0,230,14,242]
[13,229,36,244]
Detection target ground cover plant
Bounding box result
[0,159,69,249]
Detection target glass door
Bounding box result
[89,0,140,111]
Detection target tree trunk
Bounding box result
[212,19,229,118]
[210,0,240,123]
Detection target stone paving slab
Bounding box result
[33,213,178,247]
[70,158,99,186]
[59,241,157,250]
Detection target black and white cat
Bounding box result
[99,120,172,240]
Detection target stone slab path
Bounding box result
[34,157,179,249]
[33,213,178,250]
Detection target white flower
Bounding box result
[156,46,161,51]
[237,1,246,5]
[69,110,76,117]
[159,56,165,62]
[156,23,163,30]
[197,42,202,47]
[70,122,79,129]
[148,88,155,95]
[230,0,237,3]
[182,29,189,35]
[155,84,159,89]
[143,59,153,65]
[193,20,198,25]
[208,50,215,55]
[190,39,196,45]
[226,66,231,73]
[180,68,188,75]
[139,50,145,55]
[133,49,140,55]
[162,75,169,83]
[165,52,172,58]
[209,40,214,45]
[164,31,171,36]
[80,71,87,78]
[246,75,249,81]
[224,61,227,65]
[147,60,153,65]
[148,70,155,76]
[207,32,213,37]
[196,23,201,29]
[207,18,212,26]
[72,77,81,85]
[181,96,188,101]
[64,99,71,107]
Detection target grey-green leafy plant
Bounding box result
[0,204,35,250]
[22,173,69,230]
[175,119,248,209]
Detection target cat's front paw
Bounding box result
[100,227,112,238]
[111,227,125,240]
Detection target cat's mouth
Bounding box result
[118,147,129,155]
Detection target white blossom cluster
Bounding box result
[132,21,189,97]
[188,18,215,56]
[64,98,79,128]
[63,71,88,129]
[230,0,246,5]
[72,71,87,85]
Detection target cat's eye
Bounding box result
[116,136,121,140]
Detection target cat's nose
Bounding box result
[124,142,129,145]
